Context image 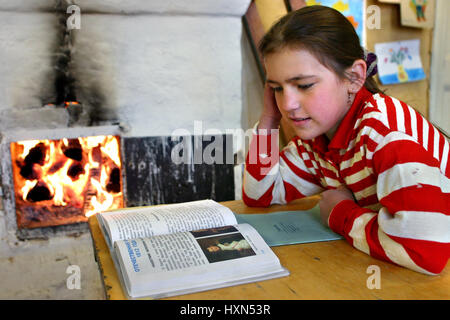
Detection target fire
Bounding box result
[64,101,80,107]
[84,171,114,218]
[12,135,123,219]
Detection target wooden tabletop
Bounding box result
[87,196,449,300]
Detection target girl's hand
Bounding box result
[258,84,282,130]
[319,186,355,226]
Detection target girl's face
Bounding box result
[207,245,220,252]
[265,47,351,141]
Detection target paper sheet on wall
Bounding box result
[305,0,366,45]
[374,39,426,85]
[400,0,435,29]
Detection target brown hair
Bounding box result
[259,5,381,94]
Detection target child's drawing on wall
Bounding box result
[374,39,426,85]
[411,0,427,22]
[387,46,411,82]
[305,0,365,45]
[400,0,434,28]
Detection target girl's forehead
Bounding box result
[264,48,328,80]
[266,48,323,68]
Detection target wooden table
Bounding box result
[88,196,449,300]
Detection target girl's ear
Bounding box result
[346,59,367,94]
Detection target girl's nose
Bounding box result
[278,90,300,112]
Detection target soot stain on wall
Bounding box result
[123,135,235,207]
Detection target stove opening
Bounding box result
[10,135,123,229]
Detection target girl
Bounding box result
[243,5,449,275]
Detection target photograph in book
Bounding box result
[190,225,238,238]
[195,230,256,263]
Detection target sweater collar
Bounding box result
[327,86,373,150]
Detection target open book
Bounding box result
[97,199,289,299]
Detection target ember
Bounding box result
[10,135,123,229]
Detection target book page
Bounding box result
[118,232,209,275]
[114,223,288,298]
[100,199,237,247]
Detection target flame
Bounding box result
[101,136,121,168]
[20,140,41,158]
[21,180,38,201]
[85,177,114,218]
[13,135,123,218]
[64,101,80,107]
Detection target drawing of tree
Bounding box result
[384,47,413,82]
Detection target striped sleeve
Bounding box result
[329,131,450,275]
[243,131,324,207]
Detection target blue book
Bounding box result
[235,205,343,247]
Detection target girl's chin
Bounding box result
[290,124,322,141]
[296,132,321,141]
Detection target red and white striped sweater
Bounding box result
[243,86,450,275]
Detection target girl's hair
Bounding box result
[259,5,381,94]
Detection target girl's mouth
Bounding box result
[290,117,311,125]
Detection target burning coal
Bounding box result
[11,135,123,228]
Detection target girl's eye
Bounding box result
[270,87,283,92]
[298,83,314,90]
